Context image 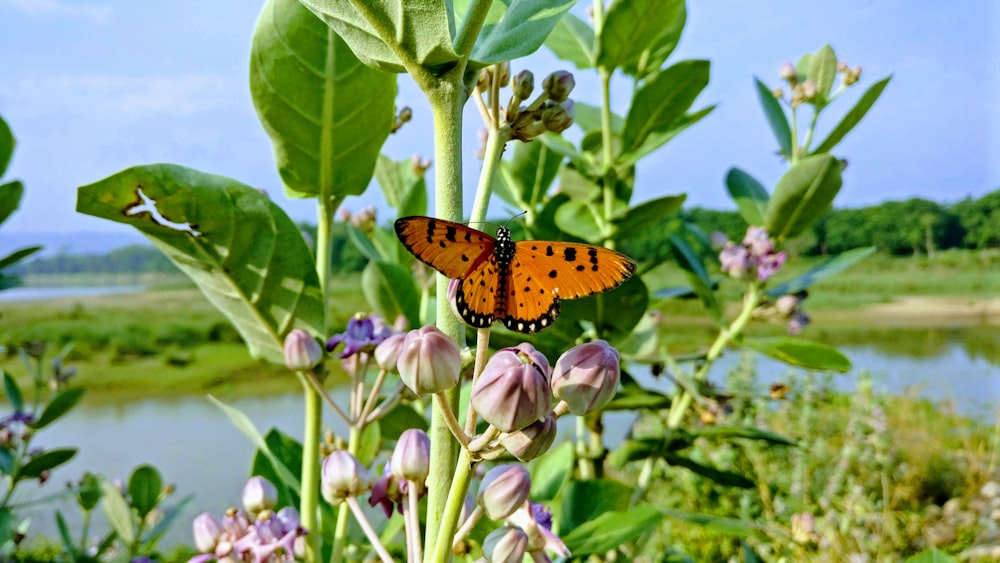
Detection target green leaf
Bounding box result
[543,12,595,69]
[608,431,695,467]
[252,429,304,510]
[2,371,23,412]
[18,448,77,480]
[370,225,403,265]
[620,105,715,166]
[562,504,663,555]
[754,77,792,157]
[76,472,103,511]
[31,388,85,430]
[621,1,686,80]
[143,494,193,547]
[725,168,769,226]
[692,426,796,446]
[0,180,24,227]
[128,465,162,520]
[559,478,632,532]
[76,164,325,364]
[812,76,892,154]
[597,0,684,72]
[251,0,396,199]
[101,477,135,544]
[376,404,428,441]
[604,385,671,411]
[661,509,757,536]
[669,233,722,323]
[743,337,851,372]
[346,223,384,263]
[765,153,843,239]
[362,261,420,328]
[767,246,875,297]
[54,511,75,561]
[663,451,754,488]
[622,59,710,154]
[496,140,564,210]
[904,548,960,563]
[0,115,13,178]
[613,194,686,240]
[553,199,601,242]
[297,0,458,73]
[537,132,589,173]
[807,44,837,106]
[467,0,577,65]
[530,441,573,501]
[209,396,301,493]
[0,246,42,271]
[0,448,14,475]
[374,154,427,218]
[356,419,381,466]
[571,101,623,134]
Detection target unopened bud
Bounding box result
[283,329,323,371]
[321,451,372,504]
[390,429,430,485]
[374,333,405,373]
[511,70,534,100]
[483,526,528,563]
[779,62,797,83]
[499,413,556,461]
[192,512,222,552]
[542,100,574,133]
[542,71,575,103]
[472,344,551,432]
[478,464,531,520]
[397,326,461,396]
[242,476,278,516]
[800,80,817,100]
[551,340,620,415]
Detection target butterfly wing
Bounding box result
[454,255,500,328]
[499,241,637,334]
[394,216,496,279]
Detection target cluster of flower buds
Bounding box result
[755,290,811,334]
[719,226,787,282]
[471,340,621,461]
[837,60,862,86]
[506,70,576,141]
[777,62,818,107]
[189,477,307,563]
[337,206,378,232]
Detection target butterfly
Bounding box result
[394,216,637,334]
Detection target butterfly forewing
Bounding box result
[394,216,496,279]
[511,241,636,299]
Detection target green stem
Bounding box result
[300,377,322,563]
[469,124,511,225]
[789,106,800,164]
[801,109,820,156]
[429,448,476,563]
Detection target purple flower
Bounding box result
[719,227,787,282]
[719,243,751,279]
[326,314,393,358]
[506,501,569,559]
[188,505,306,563]
[755,251,787,282]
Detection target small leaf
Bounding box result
[496,140,564,210]
[2,371,23,412]
[725,168,768,226]
[571,101,623,134]
[469,0,576,65]
[613,194,686,240]
[553,199,601,242]
[743,337,851,372]
[346,223,384,263]
[101,477,135,544]
[375,154,427,218]
[55,511,75,560]
[530,442,573,501]
[764,153,842,240]
[17,448,76,480]
[356,420,381,467]
[662,509,757,536]
[0,180,24,227]
[807,44,838,106]
[608,431,695,467]
[669,233,722,323]
[544,11,595,69]
[604,385,671,411]
[597,0,684,72]
[143,494,193,547]
[560,275,649,342]
[621,2,686,80]
[622,60,710,153]
[537,132,589,173]
[128,465,163,520]
[754,77,792,157]
[76,472,103,511]
[0,115,14,178]
[766,246,876,297]
[559,479,632,532]
[561,504,663,555]
[0,448,14,475]
[812,76,892,154]
[620,105,716,166]
[692,426,796,446]
[31,388,85,430]
[663,452,754,488]
[362,261,420,329]
[0,246,42,271]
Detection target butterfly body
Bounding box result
[394,216,636,334]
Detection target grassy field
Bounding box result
[1,249,997,402]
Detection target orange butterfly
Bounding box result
[394,216,637,334]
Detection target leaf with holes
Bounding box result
[251,0,396,199]
[76,164,324,364]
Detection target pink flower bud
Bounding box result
[551,340,620,415]
[483,526,528,563]
[242,476,278,516]
[397,326,460,396]
[390,429,430,485]
[500,413,557,461]
[374,333,405,373]
[472,344,551,432]
[478,464,531,520]
[511,70,535,100]
[542,100,574,133]
[192,512,222,552]
[283,329,322,370]
[543,70,575,103]
[320,451,372,504]
[779,62,797,82]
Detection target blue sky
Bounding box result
[1,0,997,235]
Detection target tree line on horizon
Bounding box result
[11,189,999,277]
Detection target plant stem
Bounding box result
[300,376,322,563]
[430,448,476,562]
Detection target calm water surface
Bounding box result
[19,325,1000,548]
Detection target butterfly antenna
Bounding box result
[504,210,528,229]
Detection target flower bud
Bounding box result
[397,326,461,396]
[542,100,574,133]
[483,526,528,563]
[499,414,556,462]
[774,294,800,316]
[478,464,531,520]
[779,62,797,82]
[283,329,322,370]
[551,340,620,415]
[800,79,817,100]
[472,344,551,433]
[374,333,405,373]
[543,71,575,103]
[192,512,222,552]
[719,243,750,279]
[390,429,430,485]
[242,476,278,516]
[511,70,534,100]
[321,451,372,504]
[742,226,774,257]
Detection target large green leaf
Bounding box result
[76,164,324,364]
[465,0,577,64]
[621,59,709,154]
[561,504,663,555]
[543,11,594,69]
[597,0,684,72]
[559,478,632,533]
[559,273,649,342]
[766,246,876,297]
[604,385,671,411]
[764,153,842,240]
[296,0,458,73]
[530,441,573,501]
[754,77,792,157]
[210,396,302,492]
[101,478,135,544]
[362,261,420,328]
[904,549,959,563]
[812,76,892,154]
[31,388,85,430]
[620,1,686,80]
[0,115,13,179]
[613,194,686,241]
[743,336,851,372]
[571,101,623,134]
[251,0,396,199]
[663,451,754,488]
[725,167,769,226]
[0,180,24,227]
[620,105,715,166]
[374,154,427,218]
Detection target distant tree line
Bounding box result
[13,189,998,276]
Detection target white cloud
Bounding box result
[2,0,112,24]
[0,74,241,121]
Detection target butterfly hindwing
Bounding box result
[454,255,500,328]
[500,260,560,334]
[394,216,496,279]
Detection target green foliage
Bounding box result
[0,116,42,290]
